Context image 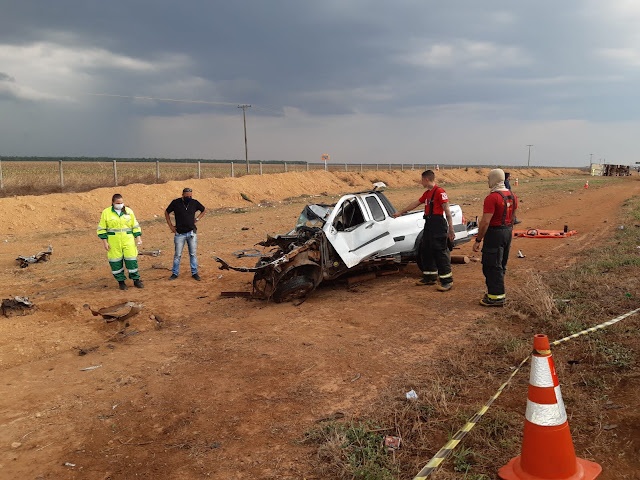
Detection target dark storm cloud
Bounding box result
[1,1,569,115]
[0,72,15,82]
[2,1,640,163]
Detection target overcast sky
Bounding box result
[1,1,639,167]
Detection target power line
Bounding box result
[87,93,240,107]
[87,93,283,114]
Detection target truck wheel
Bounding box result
[273,275,315,303]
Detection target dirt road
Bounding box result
[1,170,638,479]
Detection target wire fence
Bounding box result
[0,158,569,197]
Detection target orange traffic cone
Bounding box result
[515,177,519,186]
[584,181,589,189]
[498,334,601,480]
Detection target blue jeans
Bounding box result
[172,231,198,275]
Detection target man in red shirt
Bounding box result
[394,170,456,291]
[472,169,518,306]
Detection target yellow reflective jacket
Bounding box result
[97,206,141,240]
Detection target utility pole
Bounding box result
[526,144,533,167]
[238,104,251,173]
[589,153,593,164]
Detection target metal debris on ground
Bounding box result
[1,296,35,317]
[84,302,143,322]
[232,249,262,258]
[77,346,99,356]
[383,435,402,451]
[79,365,102,371]
[151,263,171,270]
[16,245,53,268]
[220,291,252,298]
[84,302,143,331]
[517,250,525,258]
[138,249,162,257]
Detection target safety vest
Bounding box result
[97,206,141,239]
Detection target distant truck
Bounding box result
[591,163,631,176]
[215,183,478,302]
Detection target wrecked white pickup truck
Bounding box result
[215,183,478,302]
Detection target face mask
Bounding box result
[182,197,192,204]
[113,203,124,211]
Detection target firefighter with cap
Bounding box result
[472,169,517,306]
[97,193,144,290]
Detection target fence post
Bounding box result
[344,163,347,172]
[284,162,288,172]
[360,163,363,173]
[0,159,4,189]
[197,161,201,179]
[388,163,391,170]
[260,162,263,175]
[231,162,234,178]
[59,160,64,188]
[113,160,118,186]
[156,160,160,181]
[376,164,379,171]
[401,164,404,171]
[306,162,309,172]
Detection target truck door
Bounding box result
[324,195,394,268]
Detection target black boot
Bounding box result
[133,280,144,289]
[118,281,127,290]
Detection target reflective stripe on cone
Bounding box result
[498,334,602,480]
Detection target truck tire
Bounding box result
[414,232,425,271]
[273,275,315,303]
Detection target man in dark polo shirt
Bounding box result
[164,188,206,281]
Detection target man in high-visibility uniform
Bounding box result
[97,193,144,290]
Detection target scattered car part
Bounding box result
[84,302,143,331]
[232,249,262,258]
[1,296,35,317]
[138,249,162,256]
[16,245,53,268]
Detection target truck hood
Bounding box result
[294,204,333,230]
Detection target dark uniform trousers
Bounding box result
[420,216,453,285]
[482,226,512,297]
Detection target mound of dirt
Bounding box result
[1,168,582,235]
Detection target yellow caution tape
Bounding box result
[550,307,640,346]
[412,307,640,480]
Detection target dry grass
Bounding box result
[0,160,431,197]
[0,160,314,197]
[305,196,640,479]
[507,270,560,320]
